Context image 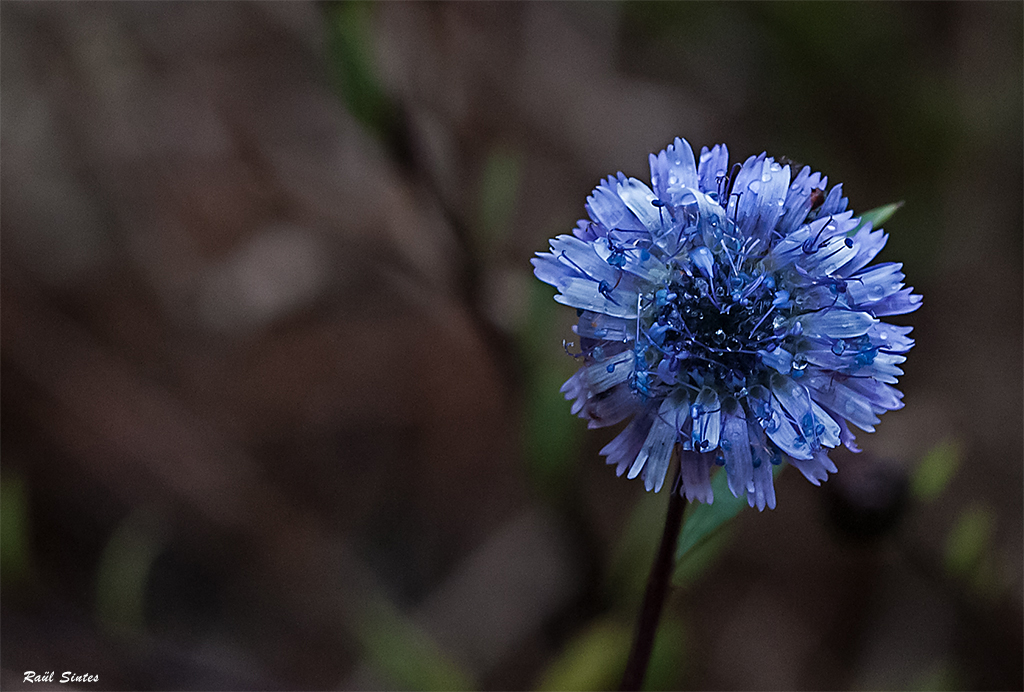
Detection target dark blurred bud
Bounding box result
[824,452,909,540]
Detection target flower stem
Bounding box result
[619,463,686,691]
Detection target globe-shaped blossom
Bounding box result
[533,138,921,510]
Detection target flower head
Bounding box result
[533,138,920,509]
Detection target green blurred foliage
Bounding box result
[354,595,475,691]
[672,465,783,587]
[95,509,166,636]
[911,438,963,504]
[609,481,668,605]
[642,614,686,691]
[944,503,999,599]
[0,467,34,588]
[535,614,684,691]
[477,147,524,254]
[909,662,967,692]
[536,617,631,691]
[325,1,400,147]
[520,280,582,499]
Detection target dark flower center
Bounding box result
[638,266,779,394]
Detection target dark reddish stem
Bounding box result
[619,465,686,691]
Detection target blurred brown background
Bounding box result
[1,2,1021,690]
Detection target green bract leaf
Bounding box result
[672,464,782,586]
[853,200,904,233]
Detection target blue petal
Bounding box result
[771,373,840,450]
[730,153,767,237]
[560,369,585,404]
[788,450,838,486]
[531,252,575,288]
[586,175,647,232]
[581,383,637,429]
[838,418,862,453]
[805,377,880,432]
[819,183,848,216]
[759,347,793,374]
[779,167,827,235]
[746,447,776,511]
[748,385,813,460]
[846,262,906,305]
[573,218,601,241]
[628,397,680,492]
[839,223,889,276]
[798,231,858,276]
[766,216,833,270]
[691,386,721,452]
[720,402,753,499]
[574,311,633,341]
[582,348,634,393]
[842,376,904,411]
[867,322,915,353]
[860,352,906,384]
[593,236,667,284]
[679,450,714,504]
[797,309,878,339]
[697,144,729,195]
[553,278,637,318]
[866,288,922,316]
[746,159,791,242]
[549,234,623,286]
[600,407,655,477]
[616,178,662,235]
[649,137,699,204]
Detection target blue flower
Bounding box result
[533,138,921,510]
